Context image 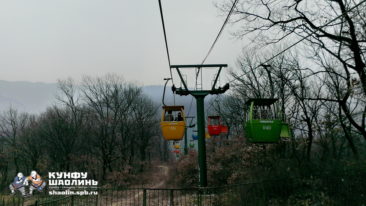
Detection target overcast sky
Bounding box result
[0,0,247,86]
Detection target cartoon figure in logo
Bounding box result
[27,170,46,195]
[9,172,28,196]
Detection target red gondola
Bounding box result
[221,125,228,133]
[207,116,222,136]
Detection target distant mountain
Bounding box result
[0,80,58,114]
[0,80,211,117]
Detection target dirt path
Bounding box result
[153,165,169,188]
[131,165,169,199]
[110,164,170,206]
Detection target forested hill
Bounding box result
[0,80,205,114]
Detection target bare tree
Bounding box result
[0,108,29,172]
[221,0,366,139]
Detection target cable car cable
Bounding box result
[157,0,239,141]
[159,0,365,142]
[187,0,240,126]
[194,0,239,93]
[160,0,364,129]
[200,0,239,66]
[158,0,174,83]
[207,0,366,110]
[201,0,366,136]
[158,0,239,124]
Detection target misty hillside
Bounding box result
[0,80,58,114]
[0,80,212,117]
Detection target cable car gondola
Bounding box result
[244,98,290,143]
[192,131,211,139]
[280,123,291,139]
[160,106,186,141]
[221,125,228,134]
[205,131,211,139]
[192,133,198,140]
[207,116,222,136]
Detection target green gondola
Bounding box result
[244,98,290,143]
[280,123,291,139]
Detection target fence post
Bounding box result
[197,188,202,206]
[71,195,74,206]
[95,193,99,206]
[142,189,147,206]
[169,190,174,206]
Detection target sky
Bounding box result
[0,0,247,86]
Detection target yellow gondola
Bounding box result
[160,106,186,141]
[205,131,211,139]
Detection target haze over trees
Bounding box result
[0,0,365,204]
[0,75,169,189]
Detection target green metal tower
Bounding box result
[170,64,229,187]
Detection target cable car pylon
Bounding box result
[170,64,229,187]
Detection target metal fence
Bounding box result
[1,178,365,206]
[0,196,24,206]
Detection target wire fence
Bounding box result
[1,178,365,206]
